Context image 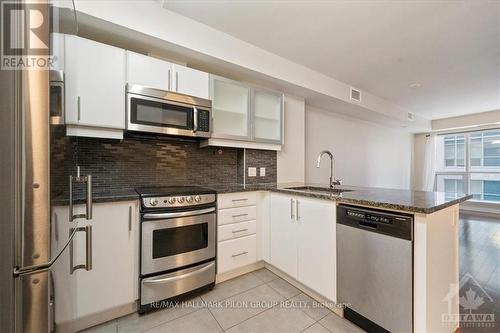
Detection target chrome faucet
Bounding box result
[316,150,342,188]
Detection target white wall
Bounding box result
[277,95,305,183]
[305,106,414,189]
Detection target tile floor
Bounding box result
[82,268,364,333]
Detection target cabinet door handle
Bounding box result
[175,71,179,91]
[128,206,132,231]
[232,251,248,258]
[168,69,171,90]
[232,228,248,234]
[77,96,81,121]
[290,198,295,220]
[232,213,248,218]
[232,198,248,202]
[296,200,300,220]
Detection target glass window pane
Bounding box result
[484,181,500,202]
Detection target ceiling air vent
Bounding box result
[350,87,362,102]
[407,112,414,121]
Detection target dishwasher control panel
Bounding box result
[339,205,413,240]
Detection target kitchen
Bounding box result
[1,1,499,333]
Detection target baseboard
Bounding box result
[216,261,265,283]
[56,301,137,333]
[264,263,343,318]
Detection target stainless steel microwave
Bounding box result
[50,70,64,125]
[126,85,212,138]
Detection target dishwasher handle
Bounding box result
[358,221,378,230]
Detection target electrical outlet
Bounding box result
[260,167,266,177]
[248,167,257,177]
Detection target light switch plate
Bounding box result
[260,167,266,177]
[248,167,257,177]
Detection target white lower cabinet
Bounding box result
[270,193,337,301]
[217,235,257,274]
[217,192,259,274]
[52,200,139,328]
[269,193,298,278]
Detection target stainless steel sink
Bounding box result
[284,186,352,195]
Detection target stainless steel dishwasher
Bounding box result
[337,205,413,333]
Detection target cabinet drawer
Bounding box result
[218,192,257,209]
[218,220,256,242]
[217,235,257,274]
[218,206,256,225]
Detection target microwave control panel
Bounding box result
[197,109,210,132]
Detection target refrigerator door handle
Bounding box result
[13,223,80,276]
[69,173,93,222]
[69,225,92,274]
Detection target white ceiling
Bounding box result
[164,0,500,120]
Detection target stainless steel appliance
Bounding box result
[0,1,93,332]
[126,85,212,138]
[49,69,64,125]
[337,205,413,333]
[136,186,217,313]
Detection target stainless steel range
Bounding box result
[136,186,217,313]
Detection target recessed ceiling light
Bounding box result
[409,83,422,88]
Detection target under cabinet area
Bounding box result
[217,192,259,274]
[51,201,139,331]
[269,193,336,301]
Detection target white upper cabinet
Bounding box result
[64,35,126,131]
[253,89,283,143]
[172,64,210,99]
[212,76,251,140]
[126,52,209,99]
[126,51,172,91]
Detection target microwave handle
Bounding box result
[193,106,198,132]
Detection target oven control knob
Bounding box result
[149,198,158,207]
[194,195,201,202]
[177,197,185,204]
[167,197,176,204]
[186,196,194,203]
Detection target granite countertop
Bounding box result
[52,182,472,214]
[51,188,139,206]
[209,182,472,214]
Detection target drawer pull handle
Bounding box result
[232,251,248,258]
[232,213,248,218]
[232,198,248,202]
[232,228,248,234]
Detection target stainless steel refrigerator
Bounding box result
[0,1,85,332]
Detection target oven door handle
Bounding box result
[143,207,215,220]
[143,262,215,285]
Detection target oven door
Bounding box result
[127,92,196,137]
[141,208,216,276]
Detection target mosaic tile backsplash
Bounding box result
[50,127,276,196]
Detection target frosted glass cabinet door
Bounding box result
[253,89,283,143]
[211,77,250,139]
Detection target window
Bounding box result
[435,129,500,203]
